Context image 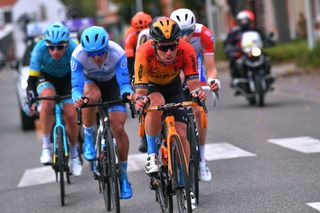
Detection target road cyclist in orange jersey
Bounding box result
[124,11,152,80]
[134,16,207,206]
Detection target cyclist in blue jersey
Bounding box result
[71,26,134,199]
[26,23,82,176]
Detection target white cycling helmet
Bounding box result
[170,8,196,31]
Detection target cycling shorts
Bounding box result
[85,76,126,113]
[37,73,73,104]
[148,78,189,124]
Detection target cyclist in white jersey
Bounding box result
[71,26,134,199]
[171,8,221,182]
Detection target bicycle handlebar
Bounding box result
[76,99,136,125]
[28,95,72,106]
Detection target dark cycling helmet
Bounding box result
[44,23,70,44]
[81,26,109,52]
[131,11,152,32]
[236,10,252,31]
[150,16,180,43]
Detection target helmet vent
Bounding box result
[191,17,194,24]
[94,34,98,42]
[175,15,181,22]
[102,37,105,46]
[185,14,188,21]
[85,35,89,43]
[61,32,65,38]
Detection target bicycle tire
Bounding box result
[170,135,192,213]
[106,130,120,213]
[96,129,111,211]
[187,115,199,205]
[57,127,65,206]
[156,166,173,213]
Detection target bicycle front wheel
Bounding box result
[57,127,65,206]
[170,135,192,213]
[106,130,120,213]
[187,115,199,205]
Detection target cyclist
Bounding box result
[124,11,152,153]
[26,23,82,176]
[170,8,220,182]
[134,16,206,175]
[124,11,152,80]
[71,26,134,199]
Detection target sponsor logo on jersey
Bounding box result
[121,59,127,68]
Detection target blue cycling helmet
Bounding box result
[81,26,109,52]
[44,23,70,44]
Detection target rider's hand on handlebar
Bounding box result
[134,95,149,111]
[207,78,221,91]
[74,96,89,108]
[191,88,207,101]
[122,92,134,103]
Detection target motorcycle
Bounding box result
[232,31,275,107]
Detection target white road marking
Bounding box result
[267,136,320,153]
[204,143,256,161]
[307,202,320,211]
[127,143,256,172]
[18,143,256,187]
[18,166,56,187]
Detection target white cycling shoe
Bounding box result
[70,157,82,176]
[199,161,212,182]
[40,148,52,164]
[145,154,159,175]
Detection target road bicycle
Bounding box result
[77,99,135,213]
[28,94,72,206]
[138,100,204,213]
[185,96,207,206]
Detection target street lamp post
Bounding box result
[305,0,316,50]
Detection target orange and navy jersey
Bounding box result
[124,26,139,58]
[191,23,215,57]
[134,39,199,87]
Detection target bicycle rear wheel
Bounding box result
[156,166,173,213]
[187,115,199,205]
[106,130,120,213]
[170,135,192,213]
[57,127,65,206]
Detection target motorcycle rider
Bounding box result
[224,10,268,87]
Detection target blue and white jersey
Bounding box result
[71,40,133,101]
[29,39,77,77]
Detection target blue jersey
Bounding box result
[29,39,77,77]
[70,40,133,101]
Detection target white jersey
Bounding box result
[136,28,151,51]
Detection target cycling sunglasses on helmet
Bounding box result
[156,43,178,52]
[87,48,108,57]
[180,29,194,36]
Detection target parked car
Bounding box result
[15,39,37,130]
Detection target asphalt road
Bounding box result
[1,67,320,213]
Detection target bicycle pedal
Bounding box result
[150,178,160,190]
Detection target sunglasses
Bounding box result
[47,44,66,51]
[156,43,178,52]
[87,48,107,57]
[180,29,194,36]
